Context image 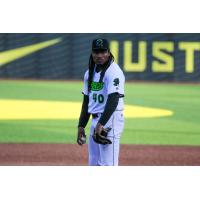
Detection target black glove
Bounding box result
[92,127,112,145]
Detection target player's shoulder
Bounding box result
[106,62,124,76]
[84,69,89,79]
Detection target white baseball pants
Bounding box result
[88,110,124,166]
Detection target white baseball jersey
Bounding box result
[82,62,125,114]
[82,61,125,166]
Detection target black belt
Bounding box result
[91,113,99,119]
[91,111,123,119]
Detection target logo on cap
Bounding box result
[96,39,103,47]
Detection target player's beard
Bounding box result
[96,59,110,72]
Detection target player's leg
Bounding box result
[98,136,121,166]
[98,111,124,166]
[88,125,100,166]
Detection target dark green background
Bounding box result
[0,33,200,81]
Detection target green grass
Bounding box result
[0,80,200,145]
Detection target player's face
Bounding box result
[92,49,110,65]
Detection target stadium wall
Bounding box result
[0,33,200,81]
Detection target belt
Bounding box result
[91,110,123,119]
[91,113,100,119]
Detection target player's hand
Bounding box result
[95,122,103,135]
[77,127,86,146]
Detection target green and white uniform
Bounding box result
[83,62,125,166]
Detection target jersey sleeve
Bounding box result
[82,70,89,95]
[106,68,125,96]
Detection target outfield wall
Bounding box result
[0,33,200,81]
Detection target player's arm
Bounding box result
[99,92,119,125]
[77,94,90,145]
[77,70,90,145]
[78,94,90,128]
[95,92,119,134]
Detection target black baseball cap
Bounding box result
[92,38,109,51]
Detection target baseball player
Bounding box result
[77,38,125,166]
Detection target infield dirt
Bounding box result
[0,144,200,166]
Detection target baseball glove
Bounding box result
[92,127,112,145]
